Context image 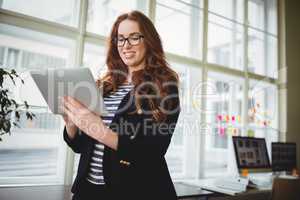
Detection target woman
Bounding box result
[62,10,180,200]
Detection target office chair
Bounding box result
[271,177,300,200]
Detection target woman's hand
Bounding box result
[62,113,75,127]
[62,96,108,142]
[63,113,78,139]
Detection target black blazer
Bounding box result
[63,85,180,200]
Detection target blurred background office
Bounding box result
[0,0,298,188]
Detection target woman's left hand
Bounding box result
[61,96,107,142]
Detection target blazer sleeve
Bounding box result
[116,85,180,163]
[63,127,84,153]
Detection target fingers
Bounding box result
[63,96,90,115]
[63,105,75,123]
[63,97,79,114]
[59,96,82,107]
[62,98,88,124]
[62,114,68,122]
[59,97,74,121]
[65,96,84,108]
[62,114,73,126]
[59,96,95,132]
[58,96,81,129]
[64,105,90,132]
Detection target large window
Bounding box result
[0,23,74,185]
[0,0,281,185]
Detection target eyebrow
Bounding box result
[117,32,141,37]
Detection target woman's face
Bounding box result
[117,19,146,70]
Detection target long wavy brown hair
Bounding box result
[96,10,179,122]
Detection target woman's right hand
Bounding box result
[63,114,76,128]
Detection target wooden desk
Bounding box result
[0,183,213,200]
[0,185,72,200]
[0,183,271,200]
[181,178,272,200]
[175,183,214,199]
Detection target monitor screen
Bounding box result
[272,142,297,172]
[232,136,271,171]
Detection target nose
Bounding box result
[123,39,132,49]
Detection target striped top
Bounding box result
[86,83,134,185]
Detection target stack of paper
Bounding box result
[184,177,249,196]
[214,176,249,192]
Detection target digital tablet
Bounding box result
[30,68,108,116]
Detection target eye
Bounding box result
[130,36,140,41]
[118,37,125,42]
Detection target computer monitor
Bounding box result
[272,142,297,172]
[232,136,271,173]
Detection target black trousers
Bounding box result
[72,179,109,200]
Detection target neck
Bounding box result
[127,63,145,83]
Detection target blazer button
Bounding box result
[120,160,131,166]
[125,161,130,166]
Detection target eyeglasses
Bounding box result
[116,33,144,47]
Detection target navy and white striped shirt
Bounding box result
[86,83,134,185]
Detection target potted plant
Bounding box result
[0,67,35,141]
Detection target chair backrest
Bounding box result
[271,177,300,200]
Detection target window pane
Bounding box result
[248,80,279,152]
[248,0,277,35]
[0,24,74,71]
[248,29,278,78]
[209,0,244,23]
[204,72,244,177]
[86,0,148,36]
[248,0,265,30]
[1,0,80,27]
[166,61,202,179]
[248,80,278,131]
[83,43,106,78]
[208,14,244,70]
[155,0,203,58]
[0,24,74,185]
[266,0,278,35]
[248,29,265,75]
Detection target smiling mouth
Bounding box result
[124,52,135,59]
